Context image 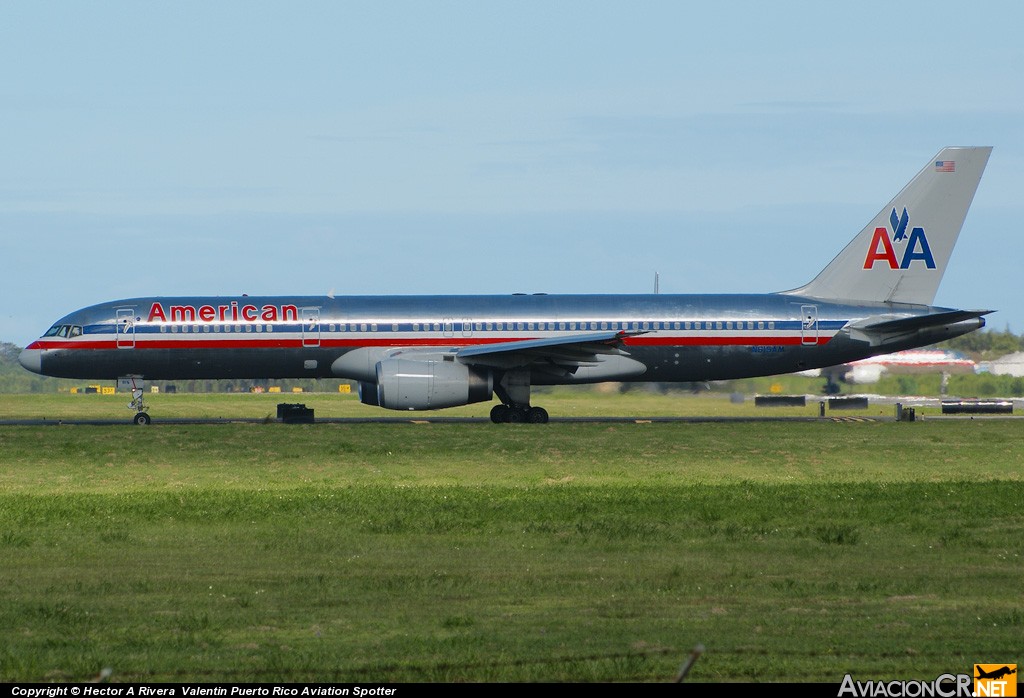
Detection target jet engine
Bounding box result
[359,358,493,410]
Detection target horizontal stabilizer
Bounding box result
[852,309,993,333]
[847,309,991,347]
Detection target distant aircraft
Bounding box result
[20,147,993,424]
[802,348,978,387]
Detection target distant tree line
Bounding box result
[937,327,1024,360]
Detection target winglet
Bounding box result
[786,147,991,305]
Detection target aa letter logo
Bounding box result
[863,207,936,270]
[974,664,1017,697]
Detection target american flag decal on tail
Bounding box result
[935,160,955,172]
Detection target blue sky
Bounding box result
[2,1,1022,345]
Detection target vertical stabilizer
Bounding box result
[786,147,991,305]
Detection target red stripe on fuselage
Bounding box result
[28,334,834,351]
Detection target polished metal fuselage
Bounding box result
[22,293,983,383]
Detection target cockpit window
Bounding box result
[42,324,81,338]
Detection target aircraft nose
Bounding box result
[18,347,42,374]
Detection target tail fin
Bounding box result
[786,146,991,305]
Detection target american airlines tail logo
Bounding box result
[863,207,936,270]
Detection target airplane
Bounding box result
[801,348,978,388]
[975,666,1016,681]
[19,146,993,425]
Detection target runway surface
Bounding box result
[0,415,889,426]
[3,414,1019,426]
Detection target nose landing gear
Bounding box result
[121,376,151,425]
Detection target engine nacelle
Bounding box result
[360,358,493,410]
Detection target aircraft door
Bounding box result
[800,305,818,346]
[302,308,321,348]
[116,308,136,349]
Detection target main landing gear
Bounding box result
[490,404,549,424]
[490,369,549,424]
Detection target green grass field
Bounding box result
[1,392,1021,682]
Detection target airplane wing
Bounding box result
[456,330,646,371]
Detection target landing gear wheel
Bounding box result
[133,412,152,426]
[490,405,510,424]
[491,403,548,424]
[527,406,549,424]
